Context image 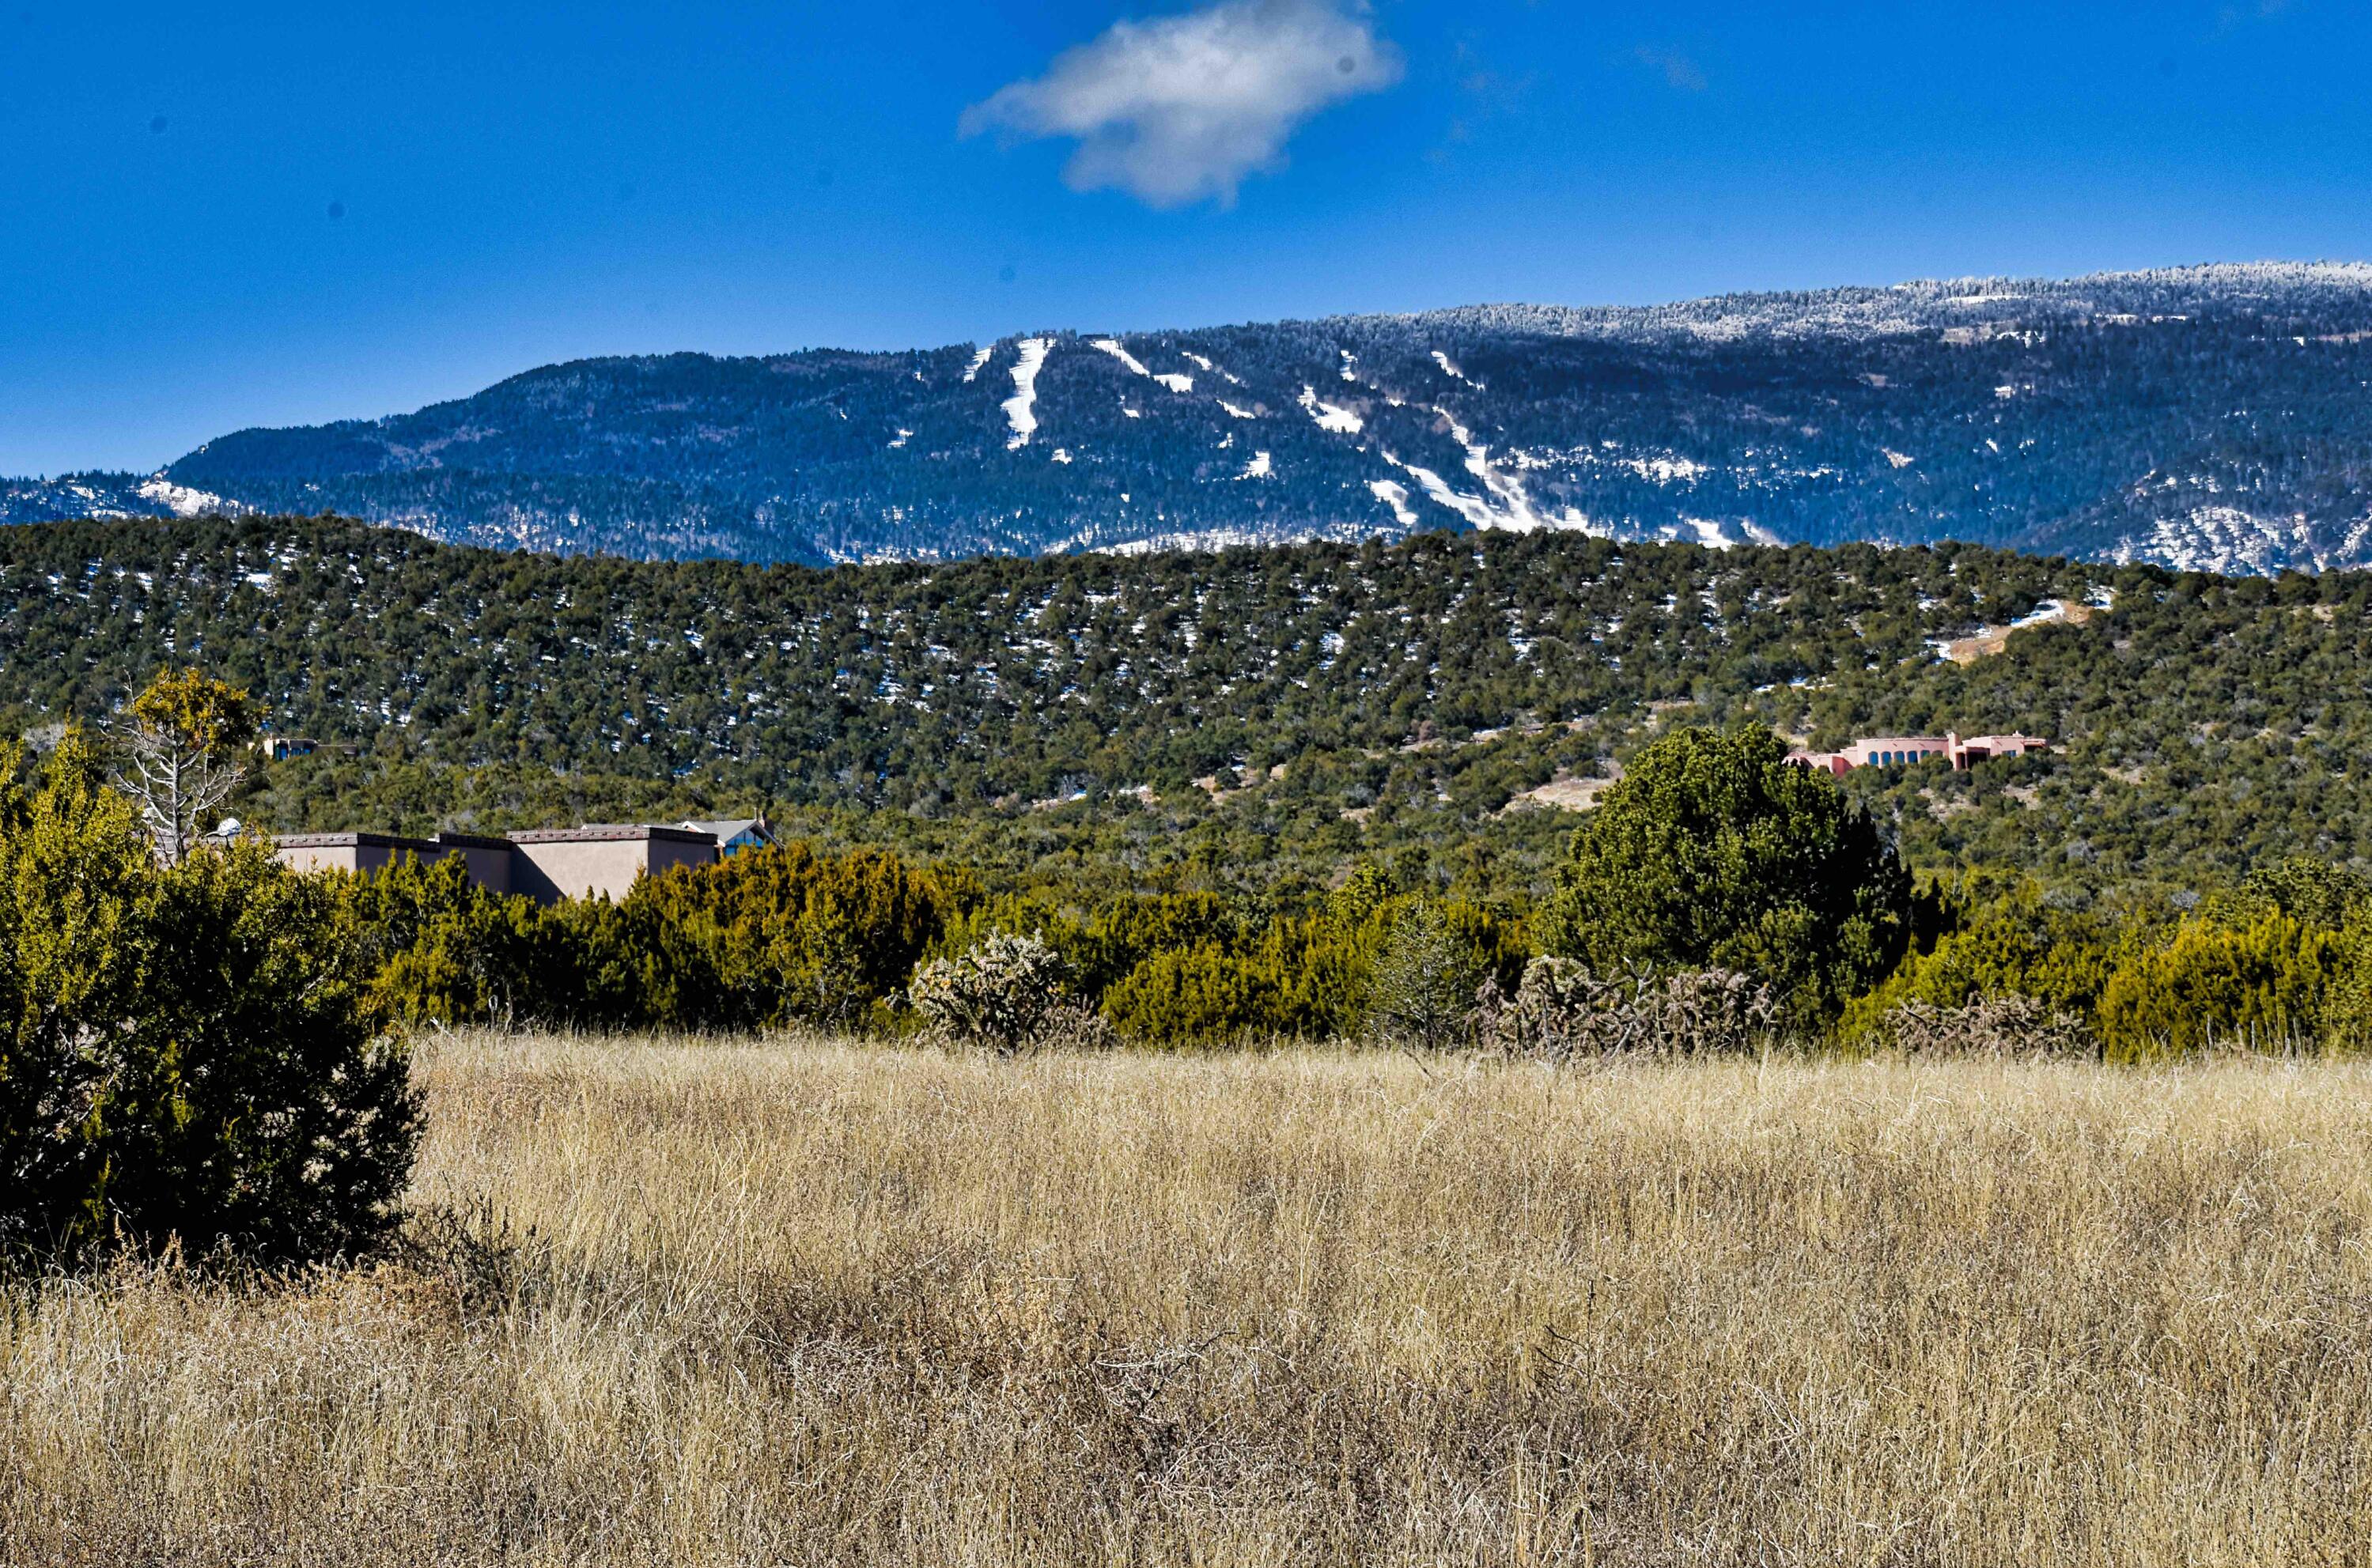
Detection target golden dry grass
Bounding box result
[6,1034,2372,1565]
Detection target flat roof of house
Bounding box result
[274,831,440,852]
[430,831,516,849]
[508,824,717,845]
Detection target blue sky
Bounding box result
[3,0,2365,474]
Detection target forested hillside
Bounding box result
[11,263,2372,573]
[4,513,2370,905]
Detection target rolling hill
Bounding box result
[4,513,2370,900]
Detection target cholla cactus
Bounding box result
[1476,957,1777,1061]
[1655,968,1778,1057]
[908,932,1071,1055]
[1032,1003,1122,1054]
[1881,994,2092,1058]
[1476,956,1613,1060]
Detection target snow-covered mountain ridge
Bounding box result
[10,262,2372,575]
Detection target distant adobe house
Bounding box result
[251,734,358,763]
[270,823,720,905]
[274,830,517,889]
[1785,731,2050,776]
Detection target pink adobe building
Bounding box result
[1785,731,2049,777]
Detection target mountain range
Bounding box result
[11,262,2372,575]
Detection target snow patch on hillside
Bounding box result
[2115,505,2328,576]
[1236,451,1272,480]
[1617,454,1708,485]
[1003,339,1051,448]
[1182,350,1243,384]
[962,346,993,383]
[1299,386,1363,434]
[1368,479,1418,526]
[136,476,240,517]
[1091,526,1324,556]
[1379,451,1494,528]
[1091,338,1152,377]
[1434,405,1546,530]
[1093,338,1194,395]
[1431,349,1478,387]
[1219,399,1257,419]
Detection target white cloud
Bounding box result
[961,0,1402,208]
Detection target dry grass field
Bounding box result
[6,1033,2372,1566]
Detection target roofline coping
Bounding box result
[509,825,717,844]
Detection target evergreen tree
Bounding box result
[1538,725,1914,1018]
[0,731,418,1266]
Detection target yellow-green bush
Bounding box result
[2095,912,2340,1060]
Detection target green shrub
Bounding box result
[339,854,578,1028]
[1365,901,1480,1052]
[0,733,418,1267]
[1538,726,1914,1022]
[2095,913,2340,1060]
[1100,943,1285,1046]
[626,842,948,1030]
[1837,901,2120,1043]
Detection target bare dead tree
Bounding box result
[108,667,257,864]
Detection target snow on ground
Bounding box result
[1743,522,1785,546]
[1003,339,1051,448]
[1368,479,1419,526]
[1617,454,1708,484]
[1091,338,1152,377]
[1299,385,1364,434]
[887,429,913,449]
[1431,349,1477,386]
[1093,337,1194,395]
[1681,517,1736,550]
[1050,448,1073,463]
[962,346,993,383]
[1219,399,1257,419]
[2114,506,2328,575]
[1093,527,1293,556]
[1928,596,2099,663]
[1884,448,1917,469]
[1182,350,1242,384]
[1379,451,1495,528]
[1338,349,1359,382]
[1236,450,1272,480]
[1433,405,1547,530]
[134,476,240,517]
